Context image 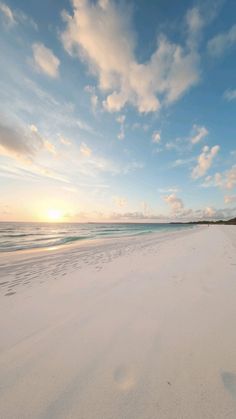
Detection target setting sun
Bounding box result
[47,209,63,222]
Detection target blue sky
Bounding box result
[0,0,235,222]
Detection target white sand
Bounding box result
[0,225,236,418]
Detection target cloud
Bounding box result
[165,123,208,154]
[207,24,236,57]
[164,193,184,213]
[32,43,60,78]
[84,85,99,112]
[112,196,127,208]
[0,162,70,184]
[191,145,220,179]
[59,135,72,146]
[171,157,195,167]
[0,2,15,25]
[116,114,126,140]
[186,7,204,35]
[201,165,236,190]
[224,195,236,204]
[80,142,92,157]
[158,187,179,193]
[0,121,57,163]
[0,122,43,162]
[224,89,236,101]
[152,131,161,144]
[0,2,37,29]
[61,1,200,113]
[190,124,208,144]
[225,166,236,189]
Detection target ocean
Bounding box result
[0,222,193,252]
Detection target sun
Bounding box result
[47,209,63,222]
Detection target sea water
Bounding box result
[0,222,193,252]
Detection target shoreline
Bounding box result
[0,223,197,261]
[0,225,236,418]
[0,222,196,255]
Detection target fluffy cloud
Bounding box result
[224,195,236,204]
[61,1,200,113]
[191,145,220,179]
[164,193,184,213]
[224,89,236,101]
[190,124,208,144]
[80,142,92,157]
[201,165,236,190]
[32,43,60,78]
[207,24,236,57]
[152,131,161,144]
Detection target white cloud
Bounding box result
[32,43,60,78]
[190,124,208,144]
[224,89,236,101]
[224,195,236,204]
[191,145,220,179]
[80,142,92,157]
[0,2,15,25]
[201,165,236,190]
[164,193,184,213]
[61,1,200,113]
[207,24,236,57]
[201,172,223,188]
[152,131,161,144]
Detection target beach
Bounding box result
[0,225,236,418]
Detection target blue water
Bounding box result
[0,222,193,252]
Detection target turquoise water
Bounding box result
[0,222,193,252]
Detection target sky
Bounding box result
[0,0,236,222]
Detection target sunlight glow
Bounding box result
[47,209,63,222]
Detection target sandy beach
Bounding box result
[0,225,236,418]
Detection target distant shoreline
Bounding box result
[170,216,236,225]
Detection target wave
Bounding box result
[0,235,89,252]
[0,223,193,252]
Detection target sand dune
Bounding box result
[0,226,236,418]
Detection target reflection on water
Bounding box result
[0,222,193,252]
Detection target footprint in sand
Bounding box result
[221,371,236,398]
[5,291,16,296]
[113,365,135,391]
